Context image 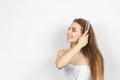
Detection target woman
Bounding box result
[55,18,104,80]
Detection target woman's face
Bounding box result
[67,22,83,43]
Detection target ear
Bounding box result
[80,32,84,37]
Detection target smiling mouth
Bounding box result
[67,36,72,39]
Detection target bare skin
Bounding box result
[56,22,89,69]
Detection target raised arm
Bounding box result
[56,31,89,69]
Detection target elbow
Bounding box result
[56,64,62,70]
[56,61,63,70]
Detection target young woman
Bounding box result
[55,18,104,80]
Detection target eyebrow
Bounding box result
[68,27,76,29]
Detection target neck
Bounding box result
[70,42,82,53]
[71,42,77,48]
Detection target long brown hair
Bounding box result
[71,18,104,80]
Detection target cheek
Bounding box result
[72,33,81,41]
[73,32,82,39]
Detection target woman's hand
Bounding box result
[77,31,89,49]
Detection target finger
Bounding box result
[82,34,88,41]
[84,34,89,40]
[86,34,89,37]
[86,35,89,39]
[83,40,88,47]
[85,35,89,41]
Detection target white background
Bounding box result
[0,0,120,80]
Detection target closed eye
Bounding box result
[67,27,76,32]
[72,29,76,32]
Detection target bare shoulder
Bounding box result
[57,48,70,58]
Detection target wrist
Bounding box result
[76,43,82,50]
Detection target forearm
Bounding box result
[56,44,82,69]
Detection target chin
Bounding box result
[67,39,76,43]
[67,39,72,43]
[67,40,71,43]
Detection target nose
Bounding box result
[67,30,71,36]
[67,29,70,34]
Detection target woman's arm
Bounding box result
[56,31,89,69]
[56,44,82,69]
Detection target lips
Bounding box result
[67,36,72,39]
